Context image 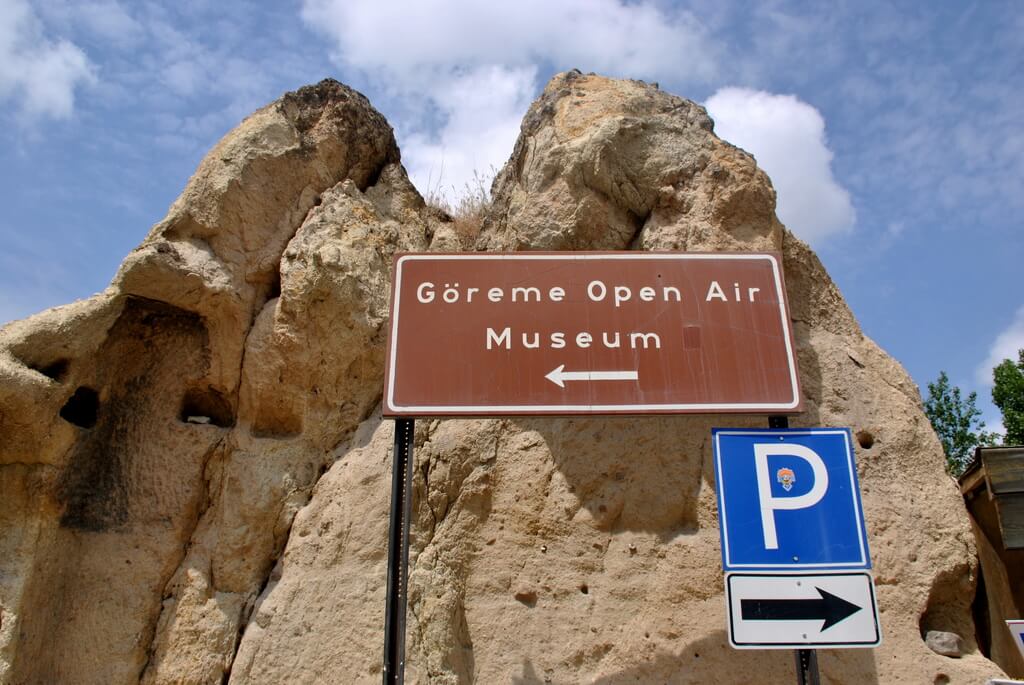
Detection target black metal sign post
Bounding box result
[794,647,821,685]
[383,418,415,685]
[768,414,821,685]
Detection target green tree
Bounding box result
[924,371,996,476]
[992,349,1024,445]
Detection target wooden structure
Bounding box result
[959,446,1024,678]
[961,446,1024,550]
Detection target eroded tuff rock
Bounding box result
[0,73,1006,683]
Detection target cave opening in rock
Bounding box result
[178,386,234,428]
[59,387,99,428]
[36,358,71,381]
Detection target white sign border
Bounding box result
[385,253,801,415]
[714,428,871,570]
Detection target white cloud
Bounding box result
[302,0,716,86]
[300,0,718,202]
[976,305,1024,386]
[73,1,143,44]
[35,0,144,47]
[704,87,855,244]
[0,0,96,119]
[402,65,535,202]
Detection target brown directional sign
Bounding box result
[383,252,802,417]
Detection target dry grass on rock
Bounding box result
[424,168,492,244]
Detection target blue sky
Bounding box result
[1,0,1021,432]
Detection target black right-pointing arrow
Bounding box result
[741,587,863,631]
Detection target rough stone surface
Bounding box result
[0,72,1009,684]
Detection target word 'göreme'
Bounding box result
[1,71,1022,685]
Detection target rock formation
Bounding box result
[0,72,1007,683]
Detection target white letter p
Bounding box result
[753,443,828,550]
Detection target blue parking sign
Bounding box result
[713,428,871,571]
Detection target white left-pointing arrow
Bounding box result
[545,364,639,388]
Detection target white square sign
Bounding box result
[727,572,881,649]
[1008,621,1024,660]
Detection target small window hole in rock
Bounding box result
[59,387,99,428]
[179,386,234,428]
[253,267,282,312]
[579,584,589,595]
[32,358,71,382]
[856,430,875,449]
[266,268,282,300]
